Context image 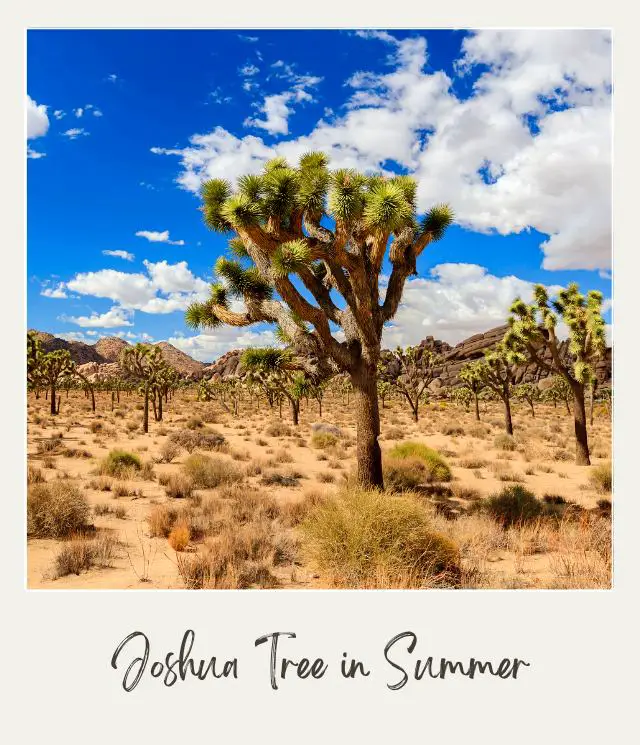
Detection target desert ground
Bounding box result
[26,388,612,590]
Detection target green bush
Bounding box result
[383,455,429,491]
[311,432,338,449]
[387,442,452,482]
[28,481,91,538]
[300,487,460,588]
[481,485,543,528]
[99,449,142,477]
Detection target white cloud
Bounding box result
[240,63,260,77]
[238,35,258,43]
[135,229,185,246]
[53,110,65,120]
[41,282,68,299]
[93,109,103,117]
[27,96,49,139]
[63,260,209,315]
[27,147,46,160]
[61,306,134,328]
[381,263,565,348]
[154,30,611,271]
[102,250,134,261]
[168,328,278,363]
[74,107,84,118]
[62,128,89,139]
[106,74,118,82]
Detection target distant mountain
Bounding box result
[28,330,206,379]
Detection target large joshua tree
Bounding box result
[506,284,606,465]
[185,153,453,488]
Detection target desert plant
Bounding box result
[99,449,142,477]
[506,283,606,464]
[589,462,612,493]
[119,344,167,433]
[458,361,487,421]
[480,485,543,528]
[182,453,243,488]
[184,153,453,488]
[475,342,524,436]
[27,480,91,538]
[300,487,460,587]
[379,346,441,422]
[388,442,452,482]
[514,382,541,418]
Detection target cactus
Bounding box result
[185,153,453,488]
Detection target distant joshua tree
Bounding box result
[506,283,606,465]
[514,382,542,418]
[119,344,165,433]
[475,343,525,435]
[184,153,453,488]
[379,346,441,422]
[458,360,487,421]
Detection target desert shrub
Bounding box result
[481,485,543,528]
[99,449,141,478]
[164,474,194,499]
[311,422,342,438]
[28,481,91,538]
[186,416,204,430]
[311,432,338,449]
[148,505,179,537]
[589,463,612,493]
[37,434,63,454]
[317,472,336,483]
[442,424,465,437]
[90,421,103,434]
[553,449,573,462]
[53,535,118,578]
[261,471,300,487]
[27,465,45,484]
[300,487,460,588]
[228,488,281,523]
[169,429,227,453]
[168,522,191,552]
[383,455,429,491]
[388,442,452,482]
[468,423,490,439]
[264,420,291,437]
[383,426,405,440]
[596,499,612,515]
[158,440,181,463]
[182,453,243,488]
[459,457,488,469]
[494,433,516,451]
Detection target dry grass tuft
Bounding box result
[28,481,92,538]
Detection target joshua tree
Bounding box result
[379,346,441,422]
[506,284,606,465]
[152,365,180,421]
[458,360,487,421]
[514,382,541,418]
[119,344,165,433]
[449,386,473,412]
[27,332,95,415]
[476,343,525,435]
[542,375,572,414]
[185,153,453,488]
[240,347,309,425]
[376,377,393,409]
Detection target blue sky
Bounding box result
[27,29,612,361]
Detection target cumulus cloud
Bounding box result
[41,282,68,299]
[381,263,565,348]
[62,260,209,315]
[167,327,278,363]
[60,306,134,328]
[135,229,185,246]
[27,96,49,139]
[103,250,134,261]
[153,30,611,271]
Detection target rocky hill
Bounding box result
[29,330,206,380]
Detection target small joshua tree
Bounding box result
[379,346,441,422]
[476,342,525,435]
[542,375,572,415]
[514,382,541,418]
[449,386,473,412]
[241,347,308,425]
[185,153,453,488]
[458,360,487,421]
[376,377,393,409]
[119,344,165,433]
[506,283,606,465]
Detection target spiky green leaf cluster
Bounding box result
[420,204,455,241]
[272,239,312,278]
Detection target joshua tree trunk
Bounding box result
[352,365,383,489]
[474,393,480,421]
[158,393,163,422]
[589,382,595,426]
[318,398,322,418]
[50,383,56,416]
[152,393,158,421]
[571,382,590,465]
[143,384,149,434]
[290,399,300,426]
[528,400,535,418]
[502,393,513,436]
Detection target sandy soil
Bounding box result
[26,389,611,589]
